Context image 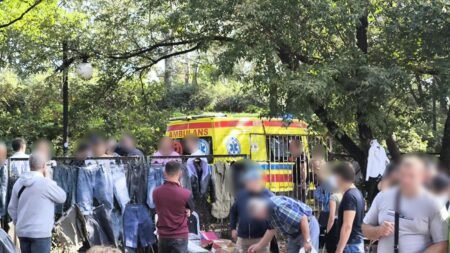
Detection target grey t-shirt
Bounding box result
[363,187,448,253]
[330,193,342,218]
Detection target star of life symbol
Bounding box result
[226,137,241,155]
[198,139,210,155]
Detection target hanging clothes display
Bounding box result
[123,204,156,249]
[366,139,390,181]
[366,139,390,203]
[0,228,18,253]
[54,205,87,249]
[125,162,148,205]
[179,164,192,191]
[186,158,212,197]
[186,158,215,226]
[146,165,165,209]
[53,164,78,214]
[77,164,114,214]
[85,205,116,247]
[211,161,233,219]
[111,164,130,212]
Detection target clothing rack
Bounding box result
[8,154,247,161]
[2,155,245,251]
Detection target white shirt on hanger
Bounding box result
[366,139,389,181]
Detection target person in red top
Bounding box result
[153,161,194,253]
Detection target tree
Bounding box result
[179,0,449,172]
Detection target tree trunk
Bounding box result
[440,108,450,170]
[192,62,199,86]
[164,56,173,88]
[356,14,368,54]
[184,54,190,85]
[313,102,367,177]
[386,134,401,162]
[356,112,373,156]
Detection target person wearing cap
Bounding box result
[229,168,274,253]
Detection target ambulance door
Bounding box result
[249,133,267,162]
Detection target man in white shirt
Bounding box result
[8,152,66,253]
[10,138,30,177]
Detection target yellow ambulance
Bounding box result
[166,113,315,192]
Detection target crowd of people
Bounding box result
[228,153,450,253]
[0,134,449,253]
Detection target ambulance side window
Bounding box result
[266,135,302,162]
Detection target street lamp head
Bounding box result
[76,61,93,80]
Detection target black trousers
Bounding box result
[325,221,339,253]
[158,238,188,253]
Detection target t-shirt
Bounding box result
[337,188,365,244]
[153,181,194,239]
[363,187,448,253]
[330,193,342,218]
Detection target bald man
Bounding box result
[362,154,448,253]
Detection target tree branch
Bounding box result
[134,43,203,72]
[108,36,232,60]
[0,0,43,29]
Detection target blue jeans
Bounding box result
[158,238,188,253]
[77,164,114,214]
[111,164,130,212]
[147,165,164,209]
[53,165,78,214]
[85,205,117,247]
[286,216,320,253]
[123,204,156,248]
[344,242,365,253]
[19,237,51,253]
[0,164,8,216]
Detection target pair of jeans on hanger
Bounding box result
[77,164,114,214]
[53,164,78,214]
[146,165,164,209]
[123,204,156,249]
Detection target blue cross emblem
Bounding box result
[198,139,210,154]
[226,137,241,155]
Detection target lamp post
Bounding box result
[62,41,69,155]
[61,41,93,155]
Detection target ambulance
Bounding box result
[166,113,320,192]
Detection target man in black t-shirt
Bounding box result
[333,162,365,253]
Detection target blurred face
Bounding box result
[106,139,116,154]
[335,174,346,191]
[0,147,6,162]
[93,142,107,156]
[76,149,89,160]
[36,141,51,160]
[159,137,174,155]
[398,157,426,195]
[289,142,299,156]
[121,136,135,150]
[185,139,198,153]
[245,179,264,193]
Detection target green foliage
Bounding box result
[0,0,449,159]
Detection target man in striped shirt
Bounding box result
[247,196,320,253]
